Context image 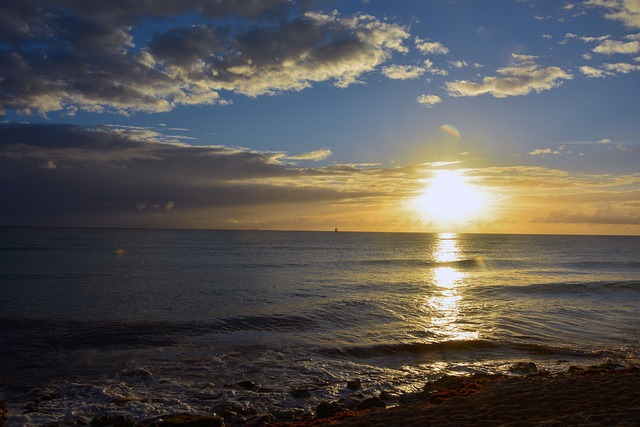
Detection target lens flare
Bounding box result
[439,124,460,141]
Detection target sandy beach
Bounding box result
[281,366,640,427]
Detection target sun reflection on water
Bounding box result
[425,234,479,341]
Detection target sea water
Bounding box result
[1,228,639,425]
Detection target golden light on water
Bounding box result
[423,233,480,342]
[412,170,493,227]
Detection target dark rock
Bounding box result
[289,388,311,399]
[509,362,538,375]
[90,415,136,426]
[357,397,386,410]
[315,401,347,419]
[338,396,362,410]
[147,414,225,427]
[379,391,395,401]
[248,413,276,426]
[120,368,153,379]
[237,381,256,390]
[211,402,250,418]
[346,379,362,390]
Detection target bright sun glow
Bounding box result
[414,170,491,225]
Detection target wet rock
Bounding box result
[379,390,396,401]
[509,362,538,375]
[147,414,225,427]
[346,379,362,390]
[357,397,386,410]
[338,396,362,410]
[0,401,7,427]
[90,415,136,426]
[211,401,253,419]
[315,401,347,419]
[237,381,257,390]
[289,388,311,399]
[247,413,276,426]
[120,368,153,379]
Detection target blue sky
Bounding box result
[1,0,639,233]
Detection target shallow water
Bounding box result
[1,228,639,425]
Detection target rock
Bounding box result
[315,401,347,419]
[509,362,538,375]
[148,414,225,427]
[357,397,386,410]
[247,413,276,426]
[346,379,362,390]
[90,415,136,426]
[379,391,395,401]
[120,368,153,379]
[338,396,362,410]
[289,388,311,399]
[237,381,257,390]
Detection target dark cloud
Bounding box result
[0,0,408,115]
[0,123,388,227]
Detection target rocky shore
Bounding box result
[2,364,639,427]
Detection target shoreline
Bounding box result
[4,364,639,426]
[279,364,640,427]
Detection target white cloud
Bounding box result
[445,54,573,98]
[585,0,640,29]
[448,60,468,69]
[287,149,333,161]
[416,94,442,108]
[579,65,614,77]
[603,61,640,72]
[593,39,640,54]
[529,148,561,156]
[415,37,449,55]
[423,59,449,76]
[381,64,426,80]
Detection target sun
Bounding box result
[413,169,491,225]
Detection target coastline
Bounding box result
[3,364,639,426]
[280,364,640,427]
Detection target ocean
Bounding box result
[1,228,639,425]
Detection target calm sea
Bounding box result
[1,228,639,425]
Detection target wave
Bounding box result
[322,339,600,360]
[507,280,640,295]
[358,258,485,269]
[0,314,321,353]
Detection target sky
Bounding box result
[1,0,639,235]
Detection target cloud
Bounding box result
[415,37,449,54]
[603,61,640,72]
[416,94,442,108]
[287,149,333,161]
[381,64,426,79]
[593,39,640,54]
[529,148,561,156]
[532,207,640,224]
[579,65,614,77]
[445,54,573,98]
[0,123,420,227]
[584,0,640,29]
[448,60,468,69]
[0,2,409,116]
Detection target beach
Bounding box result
[3,365,638,426]
[282,365,640,427]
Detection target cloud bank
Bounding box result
[0,1,409,115]
[0,123,419,228]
